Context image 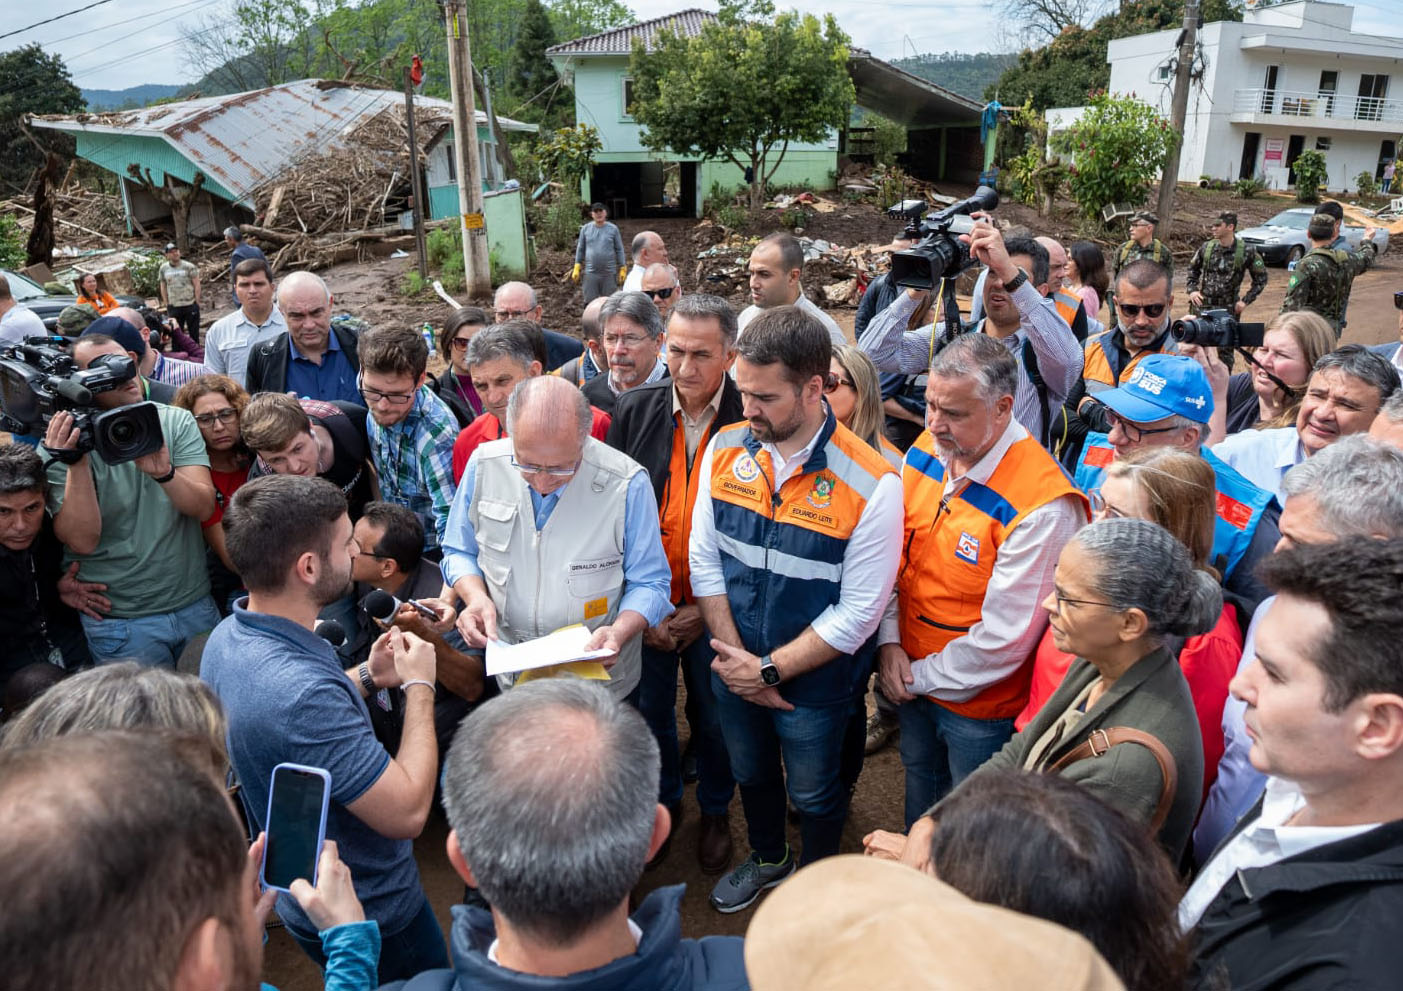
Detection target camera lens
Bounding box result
[1170,316,1229,349]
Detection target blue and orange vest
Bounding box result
[1074,435,1274,580]
[708,411,896,705]
[1082,328,1169,393]
[898,429,1088,720]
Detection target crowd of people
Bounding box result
[2,198,1402,991]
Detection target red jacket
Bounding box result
[452,407,611,484]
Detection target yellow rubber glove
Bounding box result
[571,263,582,283]
[618,266,628,285]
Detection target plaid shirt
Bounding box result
[367,386,458,549]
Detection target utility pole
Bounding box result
[403,66,429,281]
[443,0,491,298]
[1155,0,1199,238]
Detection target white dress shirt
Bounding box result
[1211,426,1303,503]
[204,305,287,386]
[622,264,645,292]
[1179,776,1380,931]
[0,304,46,344]
[878,419,1086,701]
[737,292,847,349]
[688,417,904,656]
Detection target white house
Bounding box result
[1047,0,1401,193]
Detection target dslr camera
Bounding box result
[888,185,1000,291]
[0,341,164,465]
[1170,309,1265,350]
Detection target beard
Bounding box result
[310,557,354,607]
[749,406,805,445]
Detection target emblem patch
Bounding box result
[955,531,981,565]
[808,473,834,509]
[732,453,760,483]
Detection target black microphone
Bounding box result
[314,618,346,647]
[364,588,439,623]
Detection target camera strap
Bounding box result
[40,445,84,467]
[1238,348,1293,398]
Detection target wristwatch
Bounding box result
[1001,268,1029,293]
[152,465,177,484]
[759,654,781,687]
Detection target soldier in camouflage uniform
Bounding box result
[1186,211,1269,315]
[1280,211,1379,337]
[1110,211,1173,312]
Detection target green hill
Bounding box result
[890,52,1017,103]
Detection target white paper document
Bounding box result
[484,626,614,677]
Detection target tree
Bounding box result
[547,0,634,43]
[1052,91,1177,220]
[629,1,854,212]
[509,0,559,103]
[1292,149,1328,204]
[127,165,207,253]
[0,45,83,194]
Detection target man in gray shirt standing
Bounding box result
[572,203,626,304]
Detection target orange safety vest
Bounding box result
[658,418,706,604]
[1081,329,1165,391]
[898,429,1089,720]
[1052,287,1080,326]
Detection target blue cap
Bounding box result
[81,315,147,359]
[1096,353,1213,424]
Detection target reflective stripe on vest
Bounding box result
[709,413,896,705]
[899,431,1088,720]
[659,417,706,604]
[1074,436,1273,579]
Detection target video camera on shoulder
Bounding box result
[1170,310,1265,351]
[0,341,164,465]
[888,185,1000,291]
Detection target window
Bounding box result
[444,142,456,183]
[622,77,636,119]
[1318,70,1338,114]
[1316,137,1332,151]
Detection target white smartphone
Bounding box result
[260,762,332,893]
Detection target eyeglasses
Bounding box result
[824,375,854,394]
[193,408,238,426]
[1088,489,1126,519]
[643,286,676,300]
[450,336,474,351]
[1115,302,1166,318]
[603,333,650,348]
[360,386,415,406]
[1105,411,1182,444]
[509,455,581,477]
[1053,591,1119,613]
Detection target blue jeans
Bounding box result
[713,675,855,865]
[289,897,447,985]
[81,596,221,668]
[639,637,734,815]
[898,698,1014,828]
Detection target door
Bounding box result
[1261,65,1280,113]
[1318,70,1338,115]
[1381,140,1398,181]
[1239,132,1261,179]
[1286,134,1306,185]
[1358,74,1390,121]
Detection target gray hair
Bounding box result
[1312,344,1400,401]
[930,333,1018,404]
[600,291,665,341]
[1071,518,1222,640]
[463,323,538,372]
[441,679,660,943]
[0,443,45,495]
[1281,435,1403,538]
[494,281,538,309]
[670,292,737,345]
[1379,389,1403,425]
[505,375,591,440]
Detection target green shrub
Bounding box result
[715,203,748,231]
[871,164,912,211]
[1234,175,1265,199]
[533,195,584,251]
[870,114,907,168]
[426,226,460,269]
[0,214,24,269]
[401,270,428,296]
[1355,170,1379,197]
[1292,150,1328,203]
[1052,91,1178,220]
[125,252,162,297]
[779,206,808,229]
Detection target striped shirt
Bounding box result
[367,386,458,550]
[151,352,206,389]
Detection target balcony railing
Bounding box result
[1233,87,1403,124]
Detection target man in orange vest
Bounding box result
[879,333,1089,827]
[606,293,745,875]
[690,306,902,912]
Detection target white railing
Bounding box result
[1233,88,1403,124]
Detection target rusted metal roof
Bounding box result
[31,79,534,203]
[546,8,715,55]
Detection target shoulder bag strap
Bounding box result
[1046,726,1179,834]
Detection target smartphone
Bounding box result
[260,763,332,893]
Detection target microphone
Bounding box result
[363,588,438,624]
[314,618,346,647]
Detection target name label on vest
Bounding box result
[720,479,760,499]
[787,504,837,529]
[569,556,623,575]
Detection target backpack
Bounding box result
[1202,238,1246,273]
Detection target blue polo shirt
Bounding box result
[201,599,426,939]
[285,329,361,405]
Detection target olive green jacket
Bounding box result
[952,645,1204,860]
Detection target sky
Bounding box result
[11,0,1401,93]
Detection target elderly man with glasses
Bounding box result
[442,375,672,706]
[582,291,670,417]
[492,281,583,373]
[640,262,683,321]
[357,325,458,556]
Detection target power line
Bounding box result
[0,0,117,41]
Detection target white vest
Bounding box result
[469,436,643,699]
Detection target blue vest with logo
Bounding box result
[1074,434,1273,580]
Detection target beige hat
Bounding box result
[745,856,1125,991]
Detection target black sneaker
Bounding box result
[708,848,796,913]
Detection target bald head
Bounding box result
[108,306,146,331]
[277,270,330,305]
[494,282,541,324]
[507,375,591,442]
[581,296,608,342]
[631,231,667,268]
[1035,237,1067,288]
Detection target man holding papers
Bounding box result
[442,375,672,705]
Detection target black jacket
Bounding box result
[583,367,671,418]
[542,327,584,372]
[425,373,476,429]
[1190,812,1403,990]
[606,377,745,506]
[245,323,360,395]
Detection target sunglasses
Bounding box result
[643,287,676,300]
[1394,290,1403,311]
[824,374,854,394]
[1116,302,1167,318]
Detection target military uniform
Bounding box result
[1186,237,1268,313]
[1113,238,1174,284]
[1280,239,1378,334]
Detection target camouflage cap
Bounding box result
[56,303,100,334]
[1307,213,1336,240]
[1216,211,1237,228]
[1131,211,1159,226]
